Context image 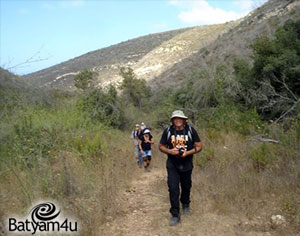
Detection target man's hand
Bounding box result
[179,149,188,158]
[169,148,180,156]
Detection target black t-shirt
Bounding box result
[140,135,152,151]
[160,125,201,172]
[138,129,152,141]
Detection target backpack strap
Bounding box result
[166,125,172,140]
[131,130,135,138]
[187,125,193,142]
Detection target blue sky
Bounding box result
[0,0,267,75]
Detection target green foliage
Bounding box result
[198,105,265,135]
[233,58,252,89]
[296,113,300,141]
[250,143,277,171]
[282,193,300,227]
[119,67,151,109]
[76,86,125,128]
[233,19,300,120]
[74,68,96,90]
[189,71,219,109]
[71,131,105,160]
[153,100,176,128]
[197,146,214,168]
[167,66,239,118]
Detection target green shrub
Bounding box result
[296,113,300,141]
[74,68,96,90]
[197,146,214,168]
[250,143,277,171]
[70,131,106,160]
[76,87,125,128]
[201,105,265,135]
[282,193,300,228]
[233,19,300,120]
[119,67,151,109]
[9,115,57,168]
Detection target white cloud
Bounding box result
[178,2,242,25]
[169,0,267,25]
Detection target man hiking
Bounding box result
[159,110,202,226]
[139,128,154,171]
[131,124,142,167]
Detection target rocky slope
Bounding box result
[151,0,300,90]
[21,0,300,92]
[21,24,236,91]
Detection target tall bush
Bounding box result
[233,19,300,120]
[76,86,125,128]
[119,67,151,109]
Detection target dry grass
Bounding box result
[192,129,300,233]
[0,128,139,236]
[1,118,299,235]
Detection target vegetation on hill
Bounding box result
[234,19,300,120]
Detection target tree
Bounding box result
[234,19,300,120]
[76,86,124,128]
[74,69,95,90]
[119,67,151,109]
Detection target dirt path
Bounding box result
[98,154,277,236]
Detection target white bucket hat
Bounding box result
[170,110,188,120]
[143,129,151,134]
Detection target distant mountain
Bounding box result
[22,28,192,90]
[21,0,300,92]
[0,67,27,89]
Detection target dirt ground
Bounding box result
[97,147,286,236]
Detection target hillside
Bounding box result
[22,28,191,90]
[152,0,300,90]
[21,23,237,91]
[20,0,300,92]
[0,68,26,89]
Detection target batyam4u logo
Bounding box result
[7,202,78,235]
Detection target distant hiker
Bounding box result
[159,110,202,226]
[140,122,146,132]
[137,121,149,140]
[139,128,154,171]
[131,124,142,167]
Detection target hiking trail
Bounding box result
[97,148,278,236]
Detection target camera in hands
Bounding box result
[178,147,184,157]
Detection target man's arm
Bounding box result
[180,141,202,158]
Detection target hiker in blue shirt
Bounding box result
[138,128,154,171]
